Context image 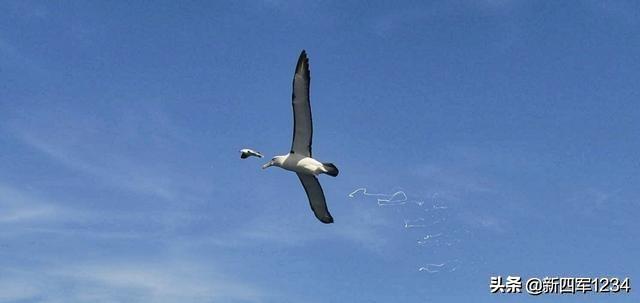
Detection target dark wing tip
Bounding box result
[296,50,309,74]
[319,215,334,224]
[240,153,248,159]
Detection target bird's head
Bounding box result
[262,156,285,169]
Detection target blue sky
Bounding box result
[1,0,639,302]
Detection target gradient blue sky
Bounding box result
[1,1,639,302]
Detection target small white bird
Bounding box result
[261,50,338,224]
[240,149,263,159]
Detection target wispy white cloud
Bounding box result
[0,184,68,224]
[0,181,271,302]
[19,132,178,200]
[0,182,183,241]
[183,204,394,255]
[0,260,266,303]
[6,102,215,204]
[0,279,39,302]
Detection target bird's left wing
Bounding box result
[249,150,263,158]
[297,173,333,224]
[290,50,313,157]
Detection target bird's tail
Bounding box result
[322,163,339,177]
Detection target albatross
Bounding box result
[262,50,339,224]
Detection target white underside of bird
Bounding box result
[262,153,330,175]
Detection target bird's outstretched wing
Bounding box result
[290,50,313,157]
[297,173,333,224]
[249,150,263,158]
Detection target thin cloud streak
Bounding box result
[0,260,267,303]
[18,132,178,201]
[0,184,69,224]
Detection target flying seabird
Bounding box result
[240,148,263,159]
[262,50,339,224]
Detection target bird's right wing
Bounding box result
[297,173,333,224]
[290,50,313,157]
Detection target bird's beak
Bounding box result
[262,161,273,169]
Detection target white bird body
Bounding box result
[265,154,328,176]
[291,156,326,175]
